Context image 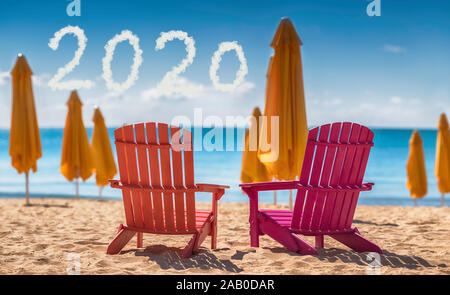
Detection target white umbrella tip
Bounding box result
[17,53,23,57]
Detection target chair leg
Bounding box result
[182,233,198,259]
[107,224,136,255]
[258,214,318,255]
[210,218,217,250]
[315,235,324,249]
[182,218,212,258]
[137,232,143,248]
[249,219,260,248]
[194,220,212,253]
[330,228,382,254]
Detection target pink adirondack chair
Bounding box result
[240,122,382,255]
[107,122,229,258]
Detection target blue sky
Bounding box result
[0,0,449,128]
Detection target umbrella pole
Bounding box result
[75,167,80,200]
[273,191,277,205]
[414,199,417,207]
[99,186,103,201]
[25,172,30,206]
[75,177,79,200]
[441,194,445,207]
[289,190,293,210]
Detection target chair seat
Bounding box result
[259,210,294,228]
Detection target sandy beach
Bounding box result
[0,198,449,275]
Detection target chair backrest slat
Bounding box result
[292,122,374,232]
[157,123,176,232]
[114,127,135,226]
[135,123,154,230]
[123,125,144,228]
[170,126,187,231]
[145,122,165,231]
[183,129,196,230]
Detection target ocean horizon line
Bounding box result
[0,125,441,131]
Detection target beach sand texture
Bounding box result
[0,198,449,275]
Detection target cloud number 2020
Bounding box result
[48,26,248,94]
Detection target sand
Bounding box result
[0,198,449,275]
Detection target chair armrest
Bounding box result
[109,179,120,188]
[362,182,374,191]
[196,183,229,200]
[240,181,299,192]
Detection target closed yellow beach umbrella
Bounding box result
[406,130,427,206]
[241,107,271,184]
[61,90,94,199]
[435,113,450,206]
[258,18,308,179]
[9,54,42,205]
[258,18,308,207]
[91,106,117,200]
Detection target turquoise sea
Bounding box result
[0,127,445,206]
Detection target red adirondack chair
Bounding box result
[107,122,229,258]
[240,122,382,255]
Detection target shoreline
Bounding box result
[0,194,446,208]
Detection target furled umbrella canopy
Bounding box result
[435,113,450,206]
[91,107,117,199]
[9,54,42,205]
[258,18,308,181]
[241,107,271,183]
[60,90,94,198]
[406,130,427,205]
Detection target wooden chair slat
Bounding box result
[135,123,154,230]
[170,126,186,232]
[158,123,175,231]
[146,122,165,231]
[183,129,196,230]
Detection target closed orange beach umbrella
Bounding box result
[406,130,427,206]
[241,107,271,184]
[91,106,117,200]
[9,54,42,205]
[258,18,308,208]
[61,90,94,199]
[435,113,450,206]
[258,18,308,180]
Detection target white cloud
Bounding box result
[0,71,10,85]
[32,73,51,87]
[383,44,406,53]
[141,77,255,101]
[141,77,204,100]
[390,96,403,104]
